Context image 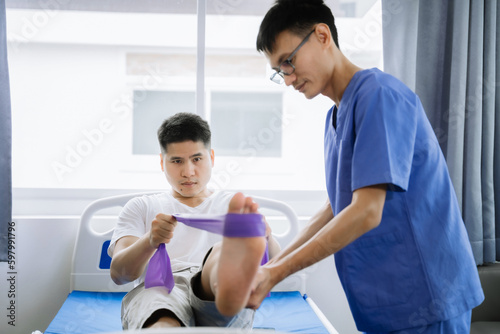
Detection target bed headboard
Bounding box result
[70,192,306,293]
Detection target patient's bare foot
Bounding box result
[215,192,267,316]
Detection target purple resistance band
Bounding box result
[144,213,268,293]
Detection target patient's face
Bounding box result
[161,140,214,200]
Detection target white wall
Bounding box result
[0,217,79,334]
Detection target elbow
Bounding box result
[110,274,121,285]
[110,269,136,286]
[362,205,383,232]
[110,266,126,285]
[110,261,137,285]
[352,185,386,233]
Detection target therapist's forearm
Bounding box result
[267,199,334,265]
[267,186,386,285]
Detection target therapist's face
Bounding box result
[266,28,327,100]
[160,140,214,199]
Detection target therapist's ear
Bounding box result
[210,149,215,167]
[160,153,164,171]
[315,24,333,49]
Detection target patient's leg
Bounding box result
[143,309,181,328]
[200,193,267,316]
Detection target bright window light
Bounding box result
[7,0,382,191]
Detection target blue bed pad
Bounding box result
[45,290,329,334]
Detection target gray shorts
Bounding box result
[121,266,255,329]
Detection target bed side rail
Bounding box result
[71,192,305,293]
[71,192,157,292]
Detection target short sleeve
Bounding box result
[351,86,418,192]
[107,197,148,257]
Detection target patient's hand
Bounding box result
[247,266,274,310]
[149,213,177,248]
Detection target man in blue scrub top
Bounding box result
[248,1,484,333]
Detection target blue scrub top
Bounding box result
[324,68,484,332]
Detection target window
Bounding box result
[211,92,282,157]
[133,91,196,155]
[7,0,382,191]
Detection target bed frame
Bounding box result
[45,192,338,334]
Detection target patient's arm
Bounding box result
[110,213,177,285]
[110,235,155,285]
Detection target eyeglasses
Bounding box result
[270,29,315,84]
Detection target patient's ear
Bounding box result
[160,153,164,171]
[210,149,215,167]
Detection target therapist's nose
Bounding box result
[284,73,296,86]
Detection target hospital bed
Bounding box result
[44,192,338,334]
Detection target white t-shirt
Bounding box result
[108,190,234,285]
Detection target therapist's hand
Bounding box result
[149,213,177,248]
[247,266,274,310]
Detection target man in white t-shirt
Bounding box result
[108,112,280,329]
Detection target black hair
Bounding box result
[157,112,211,154]
[256,0,339,54]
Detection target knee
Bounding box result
[143,309,182,328]
[204,242,222,266]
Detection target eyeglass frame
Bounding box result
[270,29,316,84]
